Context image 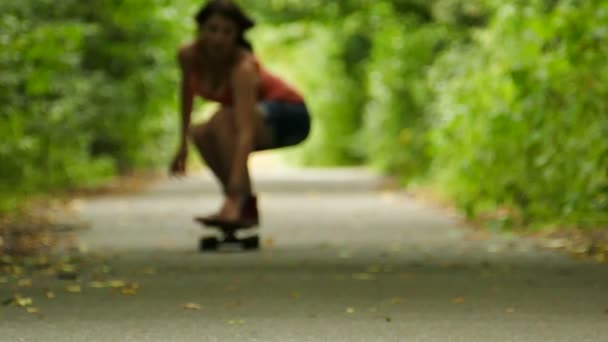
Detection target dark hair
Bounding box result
[195,0,255,51]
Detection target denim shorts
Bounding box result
[258,101,311,149]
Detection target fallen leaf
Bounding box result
[14,296,33,307]
[88,281,107,288]
[391,297,404,305]
[263,237,275,247]
[66,285,81,293]
[26,307,39,314]
[108,280,126,288]
[120,283,140,296]
[140,267,157,275]
[452,297,465,304]
[182,302,202,310]
[352,273,375,281]
[346,307,356,314]
[45,291,55,299]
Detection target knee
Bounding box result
[188,122,210,144]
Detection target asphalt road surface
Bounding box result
[2,163,607,341]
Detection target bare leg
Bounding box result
[193,106,273,222]
[189,120,230,193]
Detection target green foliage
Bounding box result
[1,1,112,211]
[428,0,608,227]
[0,0,188,212]
[252,21,368,166]
[2,0,606,230]
[359,3,450,180]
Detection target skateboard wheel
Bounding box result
[199,237,219,251]
[241,235,259,250]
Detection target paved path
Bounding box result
[2,163,608,341]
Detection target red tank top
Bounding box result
[190,54,304,106]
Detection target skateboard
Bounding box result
[197,221,260,252]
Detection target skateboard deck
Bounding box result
[196,219,260,252]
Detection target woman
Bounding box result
[169,0,311,227]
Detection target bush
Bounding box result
[428,0,608,227]
[359,3,449,181]
[0,0,188,212]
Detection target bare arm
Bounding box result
[177,47,194,149]
[170,46,195,175]
[227,60,258,193]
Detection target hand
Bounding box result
[169,145,188,176]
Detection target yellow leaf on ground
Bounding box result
[452,297,465,304]
[346,307,356,314]
[88,281,107,288]
[264,237,275,247]
[26,307,39,314]
[120,283,140,296]
[66,285,81,293]
[60,264,76,273]
[108,280,126,288]
[183,302,202,310]
[45,291,55,299]
[140,267,157,275]
[391,297,404,305]
[352,273,375,281]
[14,296,33,307]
